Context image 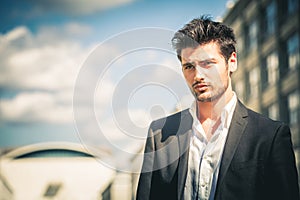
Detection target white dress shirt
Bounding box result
[183,93,237,200]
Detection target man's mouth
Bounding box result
[193,83,209,92]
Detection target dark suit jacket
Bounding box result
[136,101,300,200]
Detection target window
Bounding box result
[265,1,276,36]
[261,52,279,89]
[288,0,299,15]
[248,20,258,50]
[287,33,300,71]
[288,90,299,125]
[102,183,112,200]
[234,80,244,102]
[236,36,244,55]
[249,67,260,98]
[266,52,279,85]
[15,149,93,159]
[44,183,62,197]
[268,103,279,120]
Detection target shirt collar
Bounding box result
[189,93,237,129]
[221,93,237,129]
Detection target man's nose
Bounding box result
[194,66,205,80]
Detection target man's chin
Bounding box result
[194,93,213,102]
[195,91,226,103]
[196,97,213,102]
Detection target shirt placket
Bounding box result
[199,153,213,200]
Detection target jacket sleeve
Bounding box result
[267,123,300,200]
[136,122,155,200]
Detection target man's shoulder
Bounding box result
[240,101,287,129]
[149,108,192,131]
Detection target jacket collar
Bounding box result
[214,100,248,198]
[176,109,193,200]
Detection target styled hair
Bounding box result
[172,15,236,62]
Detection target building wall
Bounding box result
[0,143,116,200]
[0,174,13,200]
[223,0,300,181]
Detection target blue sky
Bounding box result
[0,0,231,165]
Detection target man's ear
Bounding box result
[228,52,237,72]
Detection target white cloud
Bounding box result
[4,43,82,90]
[0,92,73,124]
[28,0,135,16]
[94,80,115,110]
[36,23,93,43]
[1,26,29,43]
[176,94,194,111]
[0,24,92,91]
[0,23,191,130]
[128,109,152,129]
[0,24,121,124]
[152,57,182,83]
[96,109,150,142]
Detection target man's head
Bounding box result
[172,16,238,103]
[172,16,236,63]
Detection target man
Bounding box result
[136,16,299,200]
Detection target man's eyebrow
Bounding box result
[182,62,195,66]
[199,58,217,63]
[182,58,217,66]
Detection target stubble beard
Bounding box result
[194,88,225,102]
[192,79,229,103]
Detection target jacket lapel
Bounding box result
[176,110,193,200]
[175,101,249,199]
[215,101,248,197]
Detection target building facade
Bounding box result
[223,0,300,178]
[0,142,116,200]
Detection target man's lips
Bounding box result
[192,82,209,92]
[193,82,208,89]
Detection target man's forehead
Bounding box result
[181,48,213,63]
[180,42,221,62]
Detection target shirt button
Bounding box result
[204,155,211,160]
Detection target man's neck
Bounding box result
[197,90,234,122]
[196,90,234,141]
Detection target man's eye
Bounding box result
[183,64,195,70]
[201,61,214,68]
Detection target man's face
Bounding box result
[181,42,236,102]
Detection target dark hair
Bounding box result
[172,16,236,62]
